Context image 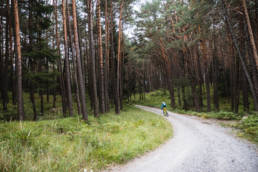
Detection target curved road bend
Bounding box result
[106,105,258,172]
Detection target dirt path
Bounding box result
[106,105,258,172]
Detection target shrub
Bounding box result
[237,115,258,143]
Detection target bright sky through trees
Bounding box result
[125,0,153,38]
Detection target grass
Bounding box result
[236,115,258,144]
[131,89,258,143]
[0,105,172,171]
[0,93,64,121]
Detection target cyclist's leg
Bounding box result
[164,108,168,116]
[163,108,166,116]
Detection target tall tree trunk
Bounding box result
[243,23,250,112]
[200,36,211,112]
[54,0,67,116]
[53,92,56,108]
[13,0,24,120]
[67,0,81,115]
[242,0,258,69]
[0,17,3,111]
[120,46,124,110]
[159,38,175,108]
[62,0,73,116]
[234,54,240,113]
[2,0,10,111]
[72,0,88,120]
[97,0,105,113]
[205,73,211,112]
[110,2,116,106]
[191,80,200,111]
[196,49,203,110]
[8,1,15,105]
[189,47,200,111]
[104,0,110,112]
[222,0,258,110]
[212,37,219,111]
[245,25,258,103]
[242,72,249,112]
[88,0,99,117]
[30,86,37,121]
[40,92,44,115]
[242,45,249,111]
[182,86,188,110]
[0,17,2,111]
[115,0,124,114]
[177,87,182,107]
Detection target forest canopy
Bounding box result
[0,0,257,121]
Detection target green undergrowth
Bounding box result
[131,90,256,120]
[0,93,64,121]
[0,93,94,121]
[0,105,172,171]
[236,115,258,144]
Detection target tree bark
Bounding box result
[196,49,203,110]
[13,0,24,120]
[72,0,88,120]
[62,0,73,116]
[2,0,10,111]
[30,86,37,121]
[88,0,99,117]
[97,0,105,113]
[242,0,258,70]
[205,73,211,112]
[104,0,110,112]
[54,0,67,116]
[159,38,175,108]
[222,0,258,110]
[40,92,44,115]
[110,2,116,106]
[8,1,15,105]
[212,35,219,111]
[67,2,81,115]
[115,0,124,114]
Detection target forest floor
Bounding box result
[0,105,172,171]
[107,105,258,172]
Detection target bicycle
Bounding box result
[163,107,168,117]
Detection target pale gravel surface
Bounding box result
[105,105,258,172]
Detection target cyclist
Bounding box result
[160,102,168,116]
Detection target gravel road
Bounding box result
[107,105,258,172]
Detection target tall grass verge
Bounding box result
[0,105,172,171]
